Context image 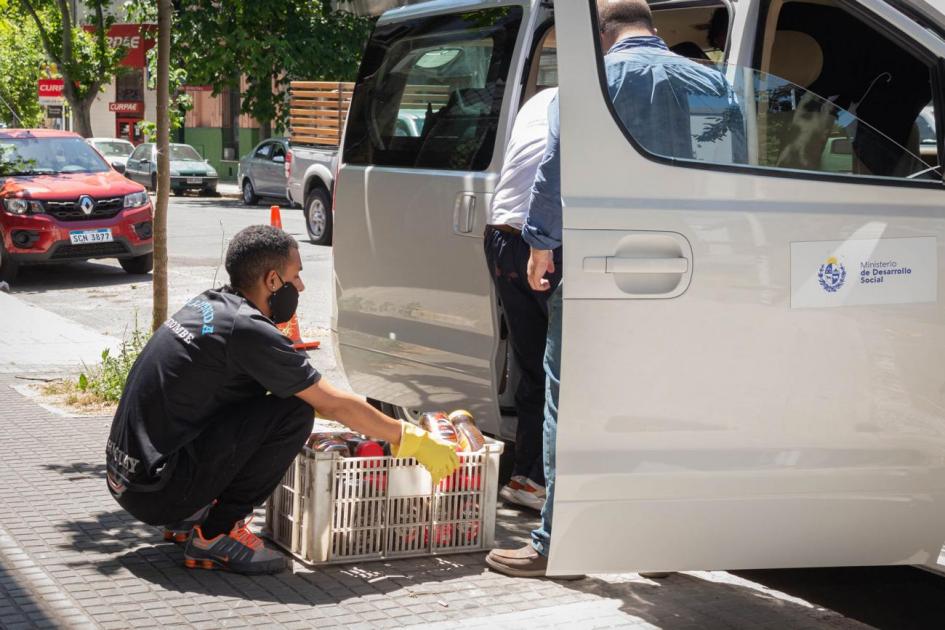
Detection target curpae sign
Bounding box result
[82,24,156,68]
[109,101,144,115]
[37,78,64,105]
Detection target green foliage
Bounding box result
[76,326,149,403]
[0,9,45,127]
[12,0,129,135]
[170,0,373,133]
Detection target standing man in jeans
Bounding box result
[486,0,742,577]
[484,86,561,512]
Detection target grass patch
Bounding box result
[41,326,149,413]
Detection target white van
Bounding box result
[332,0,945,575]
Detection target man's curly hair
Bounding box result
[225,225,298,291]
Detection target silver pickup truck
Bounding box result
[285,144,337,246]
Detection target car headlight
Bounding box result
[3,198,44,215]
[206,167,218,177]
[123,191,150,209]
[170,168,180,176]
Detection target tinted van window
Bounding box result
[344,7,523,171]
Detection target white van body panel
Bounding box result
[333,1,544,435]
[548,0,945,575]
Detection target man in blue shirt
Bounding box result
[486,0,741,578]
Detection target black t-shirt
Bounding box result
[106,288,320,490]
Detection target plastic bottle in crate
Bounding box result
[449,409,486,452]
[307,432,353,455]
[418,411,459,448]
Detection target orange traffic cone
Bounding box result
[270,205,320,351]
[277,317,320,351]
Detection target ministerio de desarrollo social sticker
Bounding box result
[791,236,937,308]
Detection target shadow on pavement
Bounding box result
[52,504,496,607]
[734,566,945,630]
[177,196,295,211]
[43,461,107,482]
[11,260,150,293]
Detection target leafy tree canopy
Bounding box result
[0,6,45,127]
[171,0,372,134]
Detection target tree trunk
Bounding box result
[69,99,94,138]
[152,0,172,333]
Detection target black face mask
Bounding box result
[268,273,299,325]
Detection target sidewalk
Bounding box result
[0,377,875,630]
[0,292,120,374]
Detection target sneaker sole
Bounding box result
[183,554,288,575]
[500,491,544,513]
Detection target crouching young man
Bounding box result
[106,225,458,575]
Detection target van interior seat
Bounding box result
[415,86,498,169]
[769,30,823,88]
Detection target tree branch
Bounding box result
[93,0,109,80]
[18,0,62,67]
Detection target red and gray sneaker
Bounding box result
[163,502,214,544]
[183,517,288,574]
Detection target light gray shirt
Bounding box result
[488,88,558,229]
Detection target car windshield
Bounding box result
[93,140,134,157]
[0,137,110,175]
[170,145,203,161]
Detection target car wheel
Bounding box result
[304,188,332,246]
[242,179,258,205]
[150,173,157,192]
[119,253,154,275]
[172,188,183,196]
[0,240,19,284]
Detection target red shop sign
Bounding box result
[83,23,156,68]
[37,78,64,99]
[109,101,144,115]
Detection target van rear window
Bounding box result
[343,7,523,171]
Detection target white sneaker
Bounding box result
[503,477,546,512]
[499,475,528,506]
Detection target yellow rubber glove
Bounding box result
[392,422,460,486]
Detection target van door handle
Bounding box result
[583,256,689,274]
[454,193,477,234]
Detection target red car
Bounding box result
[0,129,153,284]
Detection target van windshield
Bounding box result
[0,137,110,175]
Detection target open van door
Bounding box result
[549,0,945,575]
[334,1,546,436]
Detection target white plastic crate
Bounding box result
[264,438,503,565]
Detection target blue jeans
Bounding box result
[530,284,561,557]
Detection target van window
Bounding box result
[343,7,524,171]
[588,1,942,185]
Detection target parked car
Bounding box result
[237,138,290,207]
[333,0,945,576]
[86,137,135,174]
[0,129,153,283]
[286,142,336,246]
[124,142,219,195]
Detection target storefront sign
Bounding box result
[109,101,145,115]
[183,85,213,92]
[83,24,156,68]
[46,105,64,117]
[38,78,64,105]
